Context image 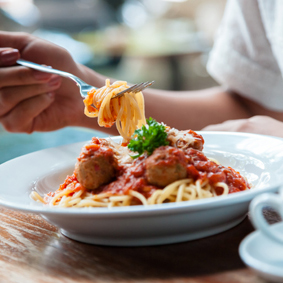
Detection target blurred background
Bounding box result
[0,0,226,163]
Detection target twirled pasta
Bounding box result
[83,79,146,143]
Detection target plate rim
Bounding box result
[0,131,282,216]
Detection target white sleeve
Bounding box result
[207,0,283,111]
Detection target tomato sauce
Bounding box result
[185,148,250,195]
[100,156,154,198]
[99,147,250,198]
[56,145,250,204]
[78,137,114,161]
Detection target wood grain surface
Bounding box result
[0,206,277,283]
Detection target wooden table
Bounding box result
[0,206,279,283]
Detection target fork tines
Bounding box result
[111,81,154,99]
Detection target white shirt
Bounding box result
[207,0,283,111]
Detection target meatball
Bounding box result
[74,143,118,190]
[166,128,204,151]
[145,146,187,187]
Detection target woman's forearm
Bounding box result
[143,87,252,130]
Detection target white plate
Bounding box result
[239,222,283,282]
[1,132,283,246]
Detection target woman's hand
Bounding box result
[0,31,91,133]
[202,115,283,138]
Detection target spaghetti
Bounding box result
[32,132,251,208]
[84,79,146,143]
[31,178,229,208]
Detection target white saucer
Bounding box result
[239,222,283,282]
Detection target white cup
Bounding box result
[250,187,283,244]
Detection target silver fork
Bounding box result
[16,59,154,99]
[111,81,154,99]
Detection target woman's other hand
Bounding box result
[202,115,283,138]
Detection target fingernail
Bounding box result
[48,76,61,86]
[33,70,52,80]
[1,49,19,63]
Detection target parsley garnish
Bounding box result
[128,117,169,158]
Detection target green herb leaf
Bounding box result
[128,117,169,158]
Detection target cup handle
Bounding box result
[250,192,283,244]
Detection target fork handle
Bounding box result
[16,59,81,84]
